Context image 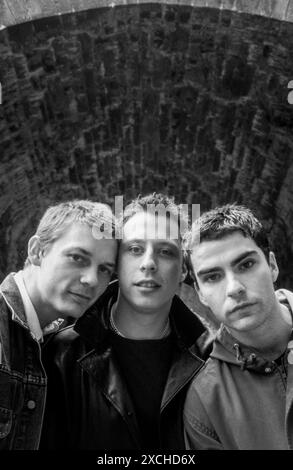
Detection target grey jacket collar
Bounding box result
[212,289,293,373]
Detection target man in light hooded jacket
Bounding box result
[184,204,293,450]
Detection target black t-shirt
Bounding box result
[110,330,175,449]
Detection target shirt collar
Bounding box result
[14,270,43,342]
[14,270,63,342]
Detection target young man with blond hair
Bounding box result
[40,193,212,450]
[0,200,117,449]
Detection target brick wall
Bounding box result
[0,4,293,290]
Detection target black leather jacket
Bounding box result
[40,281,212,450]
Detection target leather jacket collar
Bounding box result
[74,280,206,353]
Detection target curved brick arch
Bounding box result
[1,0,293,27]
[1,1,293,290]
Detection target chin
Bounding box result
[233,319,260,332]
[135,301,161,311]
[58,303,84,319]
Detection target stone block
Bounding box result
[0,1,13,27]
[286,0,293,22]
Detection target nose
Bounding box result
[80,267,99,287]
[140,246,157,273]
[226,273,245,299]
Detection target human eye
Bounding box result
[128,245,143,255]
[68,253,85,264]
[98,265,114,276]
[202,272,221,284]
[238,259,256,272]
[160,247,175,257]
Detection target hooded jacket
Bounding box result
[184,289,293,450]
[40,281,212,450]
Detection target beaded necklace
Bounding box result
[110,305,170,340]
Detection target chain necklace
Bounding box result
[110,305,170,340]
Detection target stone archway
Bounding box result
[1,0,293,27]
[0,0,293,292]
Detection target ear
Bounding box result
[269,251,279,283]
[192,274,209,307]
[27,236,43,267]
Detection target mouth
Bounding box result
[230,302,256,313]
[134,280,161,288]
[68,291,91,302]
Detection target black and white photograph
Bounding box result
[0,0,293,460]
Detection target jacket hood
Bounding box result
[210,288,293,373]
[74,280,207,353]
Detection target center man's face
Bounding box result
[117,211,185,314]
[37,223,117,320]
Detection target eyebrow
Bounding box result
[197,250,258,277]
[123,238,179,245]
[64,246,92,256]
[122,239,181,252]
[64,247,116,267]
[230,250,258,267]
[101,262,116,268]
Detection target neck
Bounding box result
[113,292,172,340]
[228,303,292,360]
[22,267,57,329]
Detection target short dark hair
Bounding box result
[185,204,270,284]
[122,192,189,243]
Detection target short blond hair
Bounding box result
[24,200,116,267]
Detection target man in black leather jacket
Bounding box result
[40,194,212,450]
